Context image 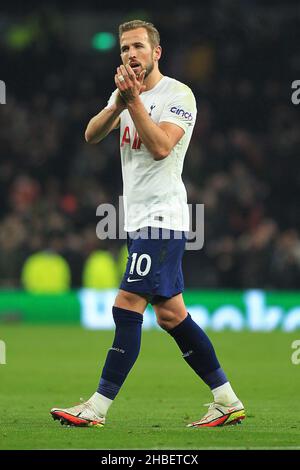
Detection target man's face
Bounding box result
[120,27,160,78]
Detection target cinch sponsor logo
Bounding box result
[170,106,193,121]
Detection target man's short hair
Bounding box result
[119,20,160,49]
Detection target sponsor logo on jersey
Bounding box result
[170,106,193,121]
[121,126,142,149]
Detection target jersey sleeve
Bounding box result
[105,89,119,108]
[159,86,197,133]
[104,89,122,129]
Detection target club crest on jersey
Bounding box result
[121,126,142,150]
[149,104,156,116]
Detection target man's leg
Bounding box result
[90,290,147,415]
[51,290,147,427]
[153,294,245,427]
[154,294,228,389]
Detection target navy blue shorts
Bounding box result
[120,227,186,305]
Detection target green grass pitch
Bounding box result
[0,325,299,449]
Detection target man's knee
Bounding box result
[114,289,147,313]
[156,315,172,331]
[155,308,184,331]
[115,290,134,305]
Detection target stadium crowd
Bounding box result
[1,2,300,289]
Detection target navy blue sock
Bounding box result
[97,306,143,400]
[168,313,227,389]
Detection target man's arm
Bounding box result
[116,65,184,160]
[127,97,184,160]
[85,92,125,144]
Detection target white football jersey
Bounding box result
[106,76,197,232]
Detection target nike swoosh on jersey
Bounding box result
[127,277,143,283]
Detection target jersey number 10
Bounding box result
[129,253,152,276]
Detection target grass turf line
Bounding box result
[0,325,299,449]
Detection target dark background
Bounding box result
[0,0,299,289]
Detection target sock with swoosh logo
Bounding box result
[97,306,143,400]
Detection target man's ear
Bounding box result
[154,45,162,61]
